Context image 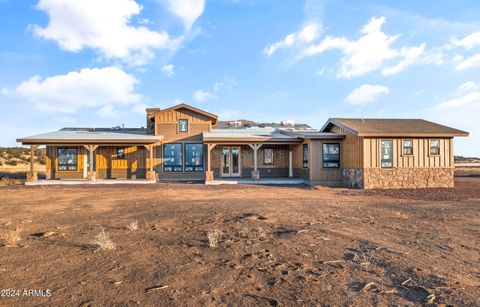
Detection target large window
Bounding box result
[163,143,183,172]
[185,144,204,172]
[381,140,393,168]
[115,148,125,159]
[302,144,309,168]
[322,143,340,168]
[179,119,188,132]
[264,148,274,164]
[58,148,77,171]
[430,139,440,155]
[403,140,413,156]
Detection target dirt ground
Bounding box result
[0,180,479,306]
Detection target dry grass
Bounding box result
[0,177,23,186]
[0,226,21,247]
[126,220,138,231]
[207,229,222,248]
[91,227,115,252]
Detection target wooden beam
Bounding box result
[207,144,216,172]
[248,143,262,172]
[149,145,154,172]
[30,145,38,173]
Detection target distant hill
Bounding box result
[0,147,45,167]
[455,155,480,163]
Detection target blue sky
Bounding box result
[0,0,479,156]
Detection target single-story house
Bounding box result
[17,103,469,189]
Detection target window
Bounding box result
[163,143,183,172]
[430,139,440,155]
[322,143,340,168]
[302,144,309,168]
[185,144,204,172]
[403,140,413,156]
[58,148,77,171]
[264,148,274,164]
[115,148,125,159]
[179,119,188,132]
[381,140,393,168]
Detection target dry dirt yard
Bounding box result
[0,181,479,306]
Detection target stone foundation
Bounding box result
[343,168,364,189]
[251,170,260,180]
[363,168,454,189]
[26,171,38,182]
[146,171,156,181]
[205,171,214,182]
[86,171,96,181]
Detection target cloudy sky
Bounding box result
[0,0,479,155]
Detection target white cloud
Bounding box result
[264,22,322,56]
[33,0,181,65]
[452,32,480,49]
[193,90,215,102]
[162,0,205,30]
[345,84,389,106]
[455,53,480,70]
[458,81,479,92]
[305,17,425,78]
[435,91,480,110]
[15,67,142,113]
[161,64,175,77]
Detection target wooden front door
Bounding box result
[221,147,241,177]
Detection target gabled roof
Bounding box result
[321,118,469,137]
[148,103,218,124]
[17,128,163,145]
[280,129,345,140]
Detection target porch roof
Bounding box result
[203,128,303,144]
[17,128,163,145]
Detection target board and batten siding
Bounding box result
[363,138,454,168]
[46,145,85,179]
[309,140,342,185]
[154,107,212,142]
[329,126,363,169]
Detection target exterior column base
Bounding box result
[205,171,214,182]
[251,170,260,180]
[26,171,38,182]
[146,171,156,181]
[87,171,96,181]
[45,169,52,180]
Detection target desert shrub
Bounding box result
[0,227,21,247]
[207,229,222,248]
[5,160,17,166]
[0,160,3,166]
[126,221,138,231]
[91,227,115,251]
[0,178,23,186]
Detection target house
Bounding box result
[17,103,469,189]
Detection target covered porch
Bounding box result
[205,177,305,185]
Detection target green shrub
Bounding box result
[5,160,17,166]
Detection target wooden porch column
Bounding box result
[27,145,39,182]
[288,148,293,178]
[83,145,99,181]
[206,144,216,182]
[144,144,156,181]
[248,143,262,180]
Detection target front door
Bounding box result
[221,147,241,177]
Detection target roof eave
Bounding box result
[357,132,469,137]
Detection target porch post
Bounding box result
[206,144,216,182]
[288,148,293,178]
[248,143,262,180]
[84,145,99,181]
[144,144,156,181]
[27,145,39,182]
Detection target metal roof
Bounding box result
[203,128,303,143]
[17,128,163,145]
[280,129,345,139]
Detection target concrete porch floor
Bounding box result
[25,179,156,186]
[205,177,305,185]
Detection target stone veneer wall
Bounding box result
[363,168,454,189]
[343,169,364,189]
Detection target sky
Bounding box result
[0,0,479,156]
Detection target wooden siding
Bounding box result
[330,125,363,168]
[154,107,212,141]
[309,140,342,183]
[46,145,85,179]
[363,138,454,168]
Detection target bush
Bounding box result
[5,160,17,166]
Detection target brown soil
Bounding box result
[0,181,479,306]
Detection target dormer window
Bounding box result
[179,119,188,132]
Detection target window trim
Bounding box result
[263,147,275,165]
[184,143,204,172]
[163,143,183,172]
[115,147,126,160]
[381,139,393,169]
[178,119,189,133]
[302,144,309,169]
[57,147,78,172]
[322,143,340,168]
[402,139,413,156]
[429,139,440,156]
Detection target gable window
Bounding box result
[185,144,204,172]
[179,119,188,132]
[115,148,125,159]
[430,139,440,155]
[163,143,183,172]
[58,148,77,171]
[322,143,340,168]
[302,144,309,168]
[381,140,393,168]
[403,140,413,156]
[264,148,274,164]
